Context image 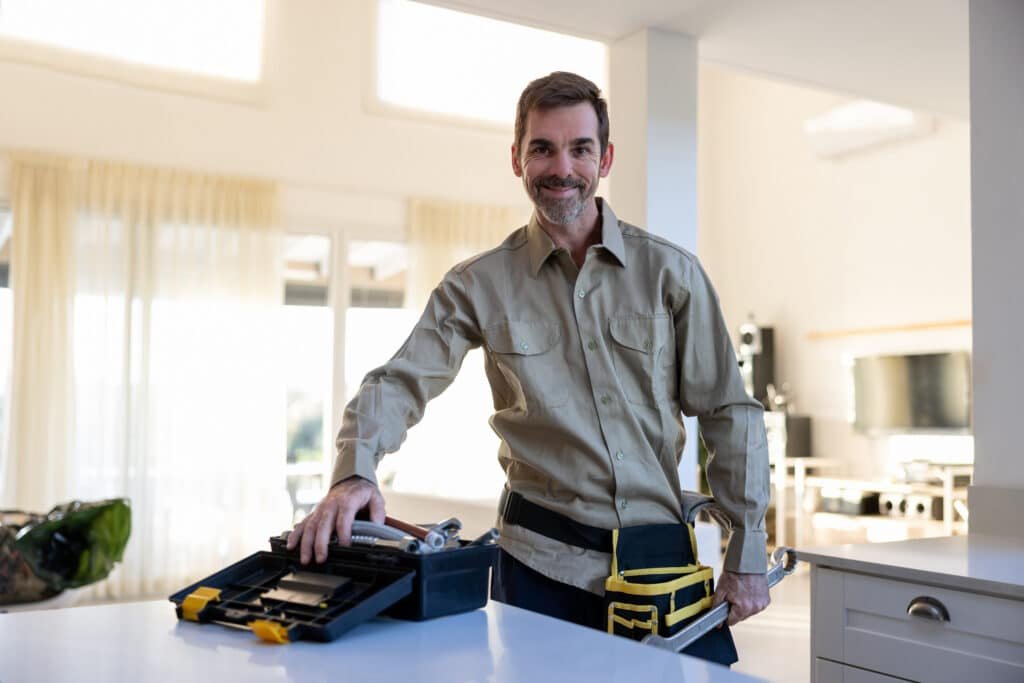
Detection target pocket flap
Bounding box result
[609,316,661,353]
[483,320,560,356]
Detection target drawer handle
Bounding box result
[906,596,950,623]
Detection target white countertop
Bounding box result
[797,534,1024,600]
[0,599,763,682]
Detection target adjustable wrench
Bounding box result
[641,546,798,653]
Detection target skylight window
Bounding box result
[0,0,265,82]
[376,0,607,126]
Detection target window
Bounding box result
[0,0,265,82]
[283,235,333,522]
[376,0,607,125]
[281,233,505,522]
[344,239,504,504]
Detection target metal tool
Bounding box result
[350,534,424,553]
[385,516,447,550]
[468,528,500,546]
[426,517,463,541]
[641,546,798,653]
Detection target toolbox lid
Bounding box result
[169,547,415,644]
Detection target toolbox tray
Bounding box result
[169,535,497,643]
[268,535,497,621]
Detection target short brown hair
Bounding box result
[514,71,610,157]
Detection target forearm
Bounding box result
[701,401,771,573]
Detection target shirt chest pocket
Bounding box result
[609,315,675,407]
[483,320,569,410]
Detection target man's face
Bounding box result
[512,103,613,225]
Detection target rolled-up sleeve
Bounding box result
[331,270,481,488]
[674,257,770,574]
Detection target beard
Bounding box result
[528,175,593,225]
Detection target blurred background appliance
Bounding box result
[737,315,775,407]
[853,351,972,432]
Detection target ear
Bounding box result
[598,142,614,178]
[511,145,523,177]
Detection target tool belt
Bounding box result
[501,491,715,640]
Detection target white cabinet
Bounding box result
[815,659,906,683]
[802,536,1024,683]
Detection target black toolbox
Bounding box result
[168,535,497,644]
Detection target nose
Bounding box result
[551,149,573,177]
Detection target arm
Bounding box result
[673,257,771,622]
[288,270,481,563]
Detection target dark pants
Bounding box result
[490,549,738,667]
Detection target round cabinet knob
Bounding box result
[906,596,950,623]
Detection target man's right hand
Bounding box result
[285,476,386,565]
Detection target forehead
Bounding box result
[523,102,599,144]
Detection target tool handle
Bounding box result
[385,516,445,549]
[642,547,797,653]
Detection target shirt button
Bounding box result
[601,394,611,405]
[577,289,586,299]
[620,499,629,511]
[615,451,624,462]
[587,340,597,351]
[520,342,529,351]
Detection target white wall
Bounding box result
[698,65,972,477]
[967,0,1024,537]
[0,0,529,226]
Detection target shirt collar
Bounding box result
[526,197,626,277]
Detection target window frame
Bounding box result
[281,221,409,502]
[364,0,608,134]
[0,1,275,105]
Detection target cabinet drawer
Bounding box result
[816,659,907,683]
[840,572,1024,682]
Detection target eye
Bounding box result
[572,146,593,157]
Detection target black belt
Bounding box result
[501,490,613,553]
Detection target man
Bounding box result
[287,72,770,665]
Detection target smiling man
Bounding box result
[287,72,770,666]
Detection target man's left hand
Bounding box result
[712,570,770,626]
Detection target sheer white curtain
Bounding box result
[379,198,528,502]
[405,198,529,310]
[4,155,75,511]
[3,153,290,600]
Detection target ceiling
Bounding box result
[421,0,969,119]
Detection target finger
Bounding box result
[299,514,318,565]
[727,600,749,626]
[336,500,356,546]
[286,520,305,550]
[314,507,337,563]
[367,489,386,526]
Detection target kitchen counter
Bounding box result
[797,534,1024,682]
[0,599,763,682]
[797,533,1024,599]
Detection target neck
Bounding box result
[536,199,602,266]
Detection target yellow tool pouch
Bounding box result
[603,523,714,640]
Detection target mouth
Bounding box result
[540,185,579,199]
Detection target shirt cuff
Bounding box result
[330,447,379,489]
[722,528,769,573]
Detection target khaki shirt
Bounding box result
[333,198,770,594]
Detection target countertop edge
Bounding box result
[795,547,1024,601]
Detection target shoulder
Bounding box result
[619,221,700,272]
[451,226,529,276]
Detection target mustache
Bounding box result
[536,176,584,190]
